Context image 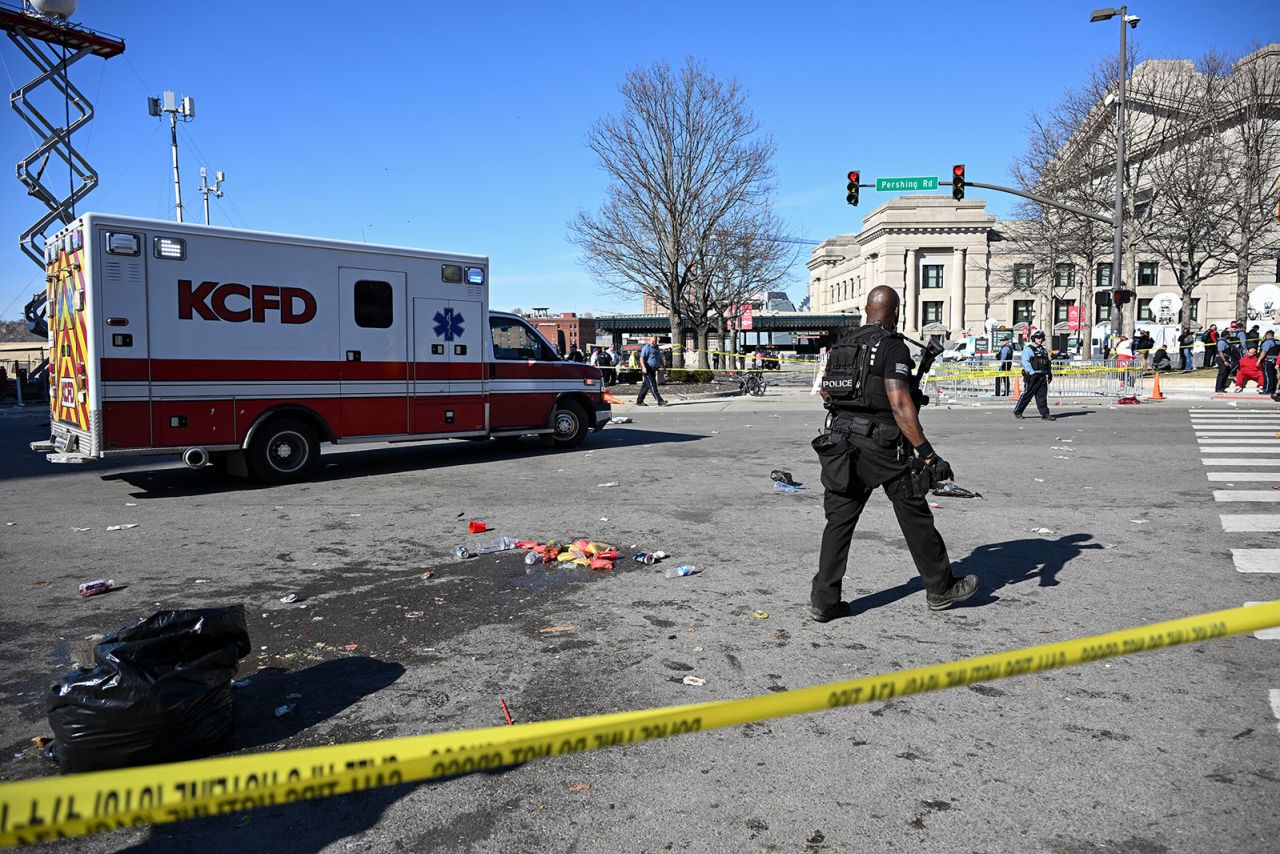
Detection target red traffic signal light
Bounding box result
[1112,289,1134,307]
[952,164,965,201]
[846,170,860,206]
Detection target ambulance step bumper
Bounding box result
[30,439,56,453]
[46,453,89,464]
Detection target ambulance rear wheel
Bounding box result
[539,401,588,449]
[248,417,320,483]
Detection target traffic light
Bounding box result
[846,171,860,206]
[951,164,965,201]
[1112,289,1135,308]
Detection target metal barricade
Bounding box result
[924,358,1145,400]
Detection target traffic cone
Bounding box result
[603,390,624,405]
[1012,373,1021,398]
[1146,372,1166,401]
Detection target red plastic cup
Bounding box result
[468,520,488,533]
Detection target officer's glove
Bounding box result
[925,455,954,482]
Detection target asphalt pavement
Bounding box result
[0,389,1277,853]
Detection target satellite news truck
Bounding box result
[31,214,610,482]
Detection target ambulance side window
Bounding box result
[354,280,393,328]
[490,317,555,361]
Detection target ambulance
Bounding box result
[30,214,611,482]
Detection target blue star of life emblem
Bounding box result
[433,308,465,342]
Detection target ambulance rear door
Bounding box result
[338,267,408,437]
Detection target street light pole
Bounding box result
[1091,7,1139,340]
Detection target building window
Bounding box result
[1054,263,1073,290]
[1138,298,1153,321]
[1055,299,1076,324]
[1014,264,1033,289]
[923,301,943,324]
[1013,300,1034,324]
[922,265,944,289]
[1190,298,1200,322]
[1096,300,1112,322]
[353,279,393,328]
[1096,264,1111,289]
[1138,262,1158,287]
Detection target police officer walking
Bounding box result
[1013,330,1056,421]
[810,286,980,621]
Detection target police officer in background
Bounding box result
[995,338,1015,397]
[810,286,980,621]
[1013,330,1056,421]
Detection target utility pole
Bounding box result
[147,90,195,222]
[198,166,224,225]
[1090,7,1141,338]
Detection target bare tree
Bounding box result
[568,59,776,364]
[683,209,794,368]
[1219,46,1280,320]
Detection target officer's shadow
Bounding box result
[953,532,1102,600]
[846,533,1100,615]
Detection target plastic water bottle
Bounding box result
[774,482,800,494]
[523,551,541,565]
[664,565,697,578]
[473,537,516,554]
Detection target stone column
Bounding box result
[904,249,917,336]
[951,246,967,334]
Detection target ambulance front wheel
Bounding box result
[539,400,588,449]
[248,417,321,483]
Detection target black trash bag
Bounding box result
[770,469,796,486]
[931,481,983,499]
[47,606,250,773]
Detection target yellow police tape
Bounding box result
[3,600,1277,847]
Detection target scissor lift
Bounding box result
[1,2,124,337]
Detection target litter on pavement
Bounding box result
[1031,527,1056,534]
[104,524,138,532]
[279,594,299,604]
[931,482,982,499]
[682,675,706,686]
[770,470,796,486]
[609,416,633,424]
[274,704,295,718]
[77,579,115,597]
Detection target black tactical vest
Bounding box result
[1029,344,1051,372]
[821,325,896,412]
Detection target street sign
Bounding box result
[876,176,938,192]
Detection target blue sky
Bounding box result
[2,0,1276,320]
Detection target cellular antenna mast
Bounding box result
[1,0,125,335]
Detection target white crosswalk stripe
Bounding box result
[1231,549,1280,572]
[1271,690,1280,734]
[1202,458,1280,465]
[1200,446,1280,453]
[1196,433,1280,438]
[1215,491,1280,502]
[1245,604,1280,640]
[1221,515,1280,531]
[1207,472,1280,481]
[1197,438,1280,444]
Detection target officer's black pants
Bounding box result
[811,434,953,611]
[995,363,1011,396]
[1014,373,1050,417]
[1215,360,1233,393]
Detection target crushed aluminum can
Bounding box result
[454,546,471,560]
[77,579,114,597]
[633,552,656,565]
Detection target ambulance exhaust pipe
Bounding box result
[182,447,209,468]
